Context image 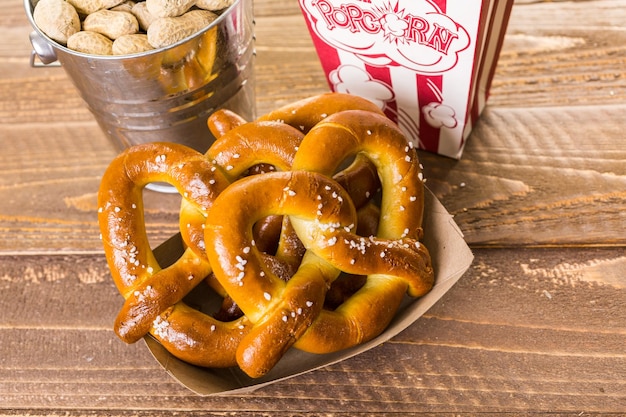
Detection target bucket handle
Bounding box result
[29,31,60,67]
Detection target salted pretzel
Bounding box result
[191,120,307,319]
[100,103,384,365]
[98,142,250,367]
[201,97,385,322]
[200,94,386,318]
[284,109,434,354]
[179,119,305,261]
[102,117,316,364]
[204,170,357,377]
[203,109,433,377]
[99,113,380,368]
[257,92,384,133]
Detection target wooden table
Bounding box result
[2,0,625,414]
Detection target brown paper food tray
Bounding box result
[147,188,473,395]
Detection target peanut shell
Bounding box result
[146,0,197,18]
[67,30,113,55]
[112,33,154,54]
[195,0,233,11]
[33,0,81,44]
[82,9,139,40]
[147,10,217,48]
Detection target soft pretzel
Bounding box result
[196,120,307,318]
[204,170,358,377]
[200,109,383,326]
[97,142,249,367]
[201,101,384,325]
[283,109,434,355]
[99,121,312,368]
[179,119,304,263]
[202,97,384,266]
[203,110,433,377]
[257,92,384,133]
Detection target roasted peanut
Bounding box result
[146,0,196,18]
[112,33,154,54]
[67,30,113,55]
[110,1,136,13]
[147,10,217,48]
[195,0,233,11]
[33,0,227,56]
[101,0,128,8]
[66,0,101,15]
[131,1,156,31]
[83,9,139,40]
[66,0,126,15]
[33,0,81,44]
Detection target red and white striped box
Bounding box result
[298,0,514,159]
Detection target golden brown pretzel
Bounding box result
[179,119,304,264]
[257,92,384,133]
[203,109,433,377]
[201,122,306,320]
[100,121,310,368]
[201,99,385,329]
[204,119,308,283]
[97,142,250,367]
[283,109,434,355]
[204,170,358,377]
[202,97,384,267]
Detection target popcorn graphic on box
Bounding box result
[299,0,514,158]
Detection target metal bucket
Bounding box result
[24,0,256,155]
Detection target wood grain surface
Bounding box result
[1,0,625,414]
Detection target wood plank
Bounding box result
[2,103,625,252]
[0,123,182,253]
[420,104,626,246]
[2,0,625,252]
[1,248,624,412]
[492,0,626,108]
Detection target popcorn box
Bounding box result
[298,0,514,158]
[147,189,473,395]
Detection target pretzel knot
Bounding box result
[205,109,434,377]
[98,93,434,378]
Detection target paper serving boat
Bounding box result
[147,188,473,395]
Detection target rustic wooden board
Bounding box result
[2,103,625,251]
[0,248,624,413]
[421,104,626,246]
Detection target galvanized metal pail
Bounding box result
[24,0,256,155]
